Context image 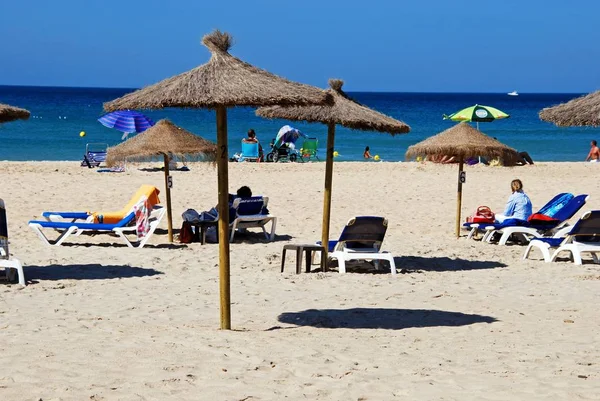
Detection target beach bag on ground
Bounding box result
[179,221,194,244]
[466,206,495,224]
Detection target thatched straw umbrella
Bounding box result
[406,122,519,237]
[257,79,409,262]
[0,103,30,123]
[106,119,216,242]
[539,90,600,127]
[103,30,331,330]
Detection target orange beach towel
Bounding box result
[92,185,160,224]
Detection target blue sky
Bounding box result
[1,0,599,92]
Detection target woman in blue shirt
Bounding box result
[495,179,533,223]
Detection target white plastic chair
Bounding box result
[229,197,276,242]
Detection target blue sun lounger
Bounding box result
[29,201,166,248]
[229,196,276,242]
[464,193,571,239]
[80,143,108,168]
[318,216,396,274]
[469,194,588,245]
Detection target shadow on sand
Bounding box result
[277,308,497,330]
[395,255,507,272]
[60,241,187,249]
[231,232,293,244]
[24,263,163,282]
[306,255,505,274]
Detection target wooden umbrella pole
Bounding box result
[455,160,464,238]
[163,153,174,242]
[321,123,336,268]
[216,106,231,330]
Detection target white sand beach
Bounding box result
[1,161,600,400]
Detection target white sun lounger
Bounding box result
[0,199,25,286]
[229,196,276,242]
[321,216,396,274]
[523,210,600,264]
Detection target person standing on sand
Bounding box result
[585,140,600,162]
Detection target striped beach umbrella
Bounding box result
[98,110,155,139]
[443,104,509,130]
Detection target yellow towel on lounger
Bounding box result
[92,185,161,224]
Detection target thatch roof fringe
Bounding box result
[103,29,331,111]
[256,78,410,134]
[405,122,519,164]
[0,103,30,123]
[539,90,600,127]
[106,119,217,166]
[202,30,232,53]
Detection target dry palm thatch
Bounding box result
[0,103,30,123]
[406,122,518,163]
[539,90,600,127]
[257,78,409,261]
[256,79,410,133]
[407,122,519,238]
[104,29,332,331]
[106,119,216,165]
[106,119,216,246]
[103,30,331,111]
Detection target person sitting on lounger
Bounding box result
[495,179,532,224]
[227,186,269,219]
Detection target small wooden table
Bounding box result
[281,244,326,274]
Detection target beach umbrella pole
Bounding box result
[162,153,174,242]
[321,123,336,269]
[216,106,231,330]
[455,160,464,238]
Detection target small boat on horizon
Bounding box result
[507,90,519,96]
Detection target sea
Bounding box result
[0,85,594,162]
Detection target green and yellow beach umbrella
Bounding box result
[443,104,509,130]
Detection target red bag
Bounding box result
[466,206,495,224]
[178,222,194,244]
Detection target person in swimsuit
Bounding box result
[585,140,600,162]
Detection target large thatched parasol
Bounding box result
[106,119,216,242]
[406,122,519,237]
[539,90,600,127]
[103,30,331,330]
[257,79,409,262]
[0,103,30,123]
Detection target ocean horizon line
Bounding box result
[0,84,586,96]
